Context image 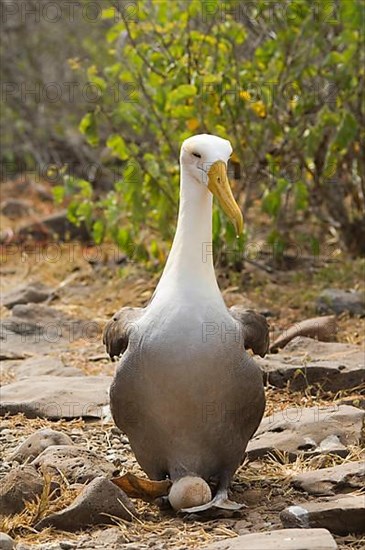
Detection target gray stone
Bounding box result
[0,333,62,357]
[2,282,53,309]
[0,350,29,361]
[317,289,365,316]
[1,357,83,380]
[292,461,365,496]
[259,337,365,391]
[0,331,68,358]
[92,527,128,546]
[9,429,74,463]
[3,303,91,340]
[35,477,135,530]
[0,199,31,219]
[0,375,112,419]
[32,445,118,483]
[59,543,77,550]
[0,533,15,550]
[0,303,101,357]
[17,544,59,550]
[199,528,338,549]
[18,210,90,243]
[284,337,364,358]
[280,494,365,535]
[0,465,44,515]
[247,405,364,460]
[33,183,54,202]
[339,396,365,410]
[0,310,92,362]
[317,435,345,453]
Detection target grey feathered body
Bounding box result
[109,300,265,484]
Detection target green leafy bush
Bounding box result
[56,0,364,264]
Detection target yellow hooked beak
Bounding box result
[207,161,243,236]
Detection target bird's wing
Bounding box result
[229,306,270,358]
[103,306,144,360]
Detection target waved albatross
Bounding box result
[104,134,268,512]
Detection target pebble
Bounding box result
[0,533,15,550]
[32,445,117,484]
[111,440,123,448]
[10,428,73,463]
[0,464,45,515]
[247,404,364,460]
[281,494,365,535]
[36,476,136,530]
[110,427,121,435]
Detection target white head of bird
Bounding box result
[180,134,243,236]
[153,133,243,297]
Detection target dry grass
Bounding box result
[336,536,365,550]
[239,445,365,485]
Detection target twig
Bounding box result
[245,258,274,274]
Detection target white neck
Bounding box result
[153,165,222,301]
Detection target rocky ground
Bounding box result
[0,178,364,550]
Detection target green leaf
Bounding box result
[150,239,160,259]
[92,219,105,244]
[66,201,79,225]
[101,7,116,19]
[79,112,91,133]
[117,228,132,250]
[79,112,99,147]
[224,217,237,243]
[268,230,286,260]
[324,112,357,173]
[156,0,168,23]
[53,186,65,204]
[106,22,125,44]
[262,188,281,217]
[294,181,309,210]
[169,105,195,119]
[167,84,197,105]
[76,202,92,224]
[333,112,357,151]
[89,75,106,95]
[310,237,320,257]
[340,1,362,28]
[107,134,129,160]
[212,208,222,241]
[77,179,93,199]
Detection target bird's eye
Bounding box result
[192,152,201,158]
